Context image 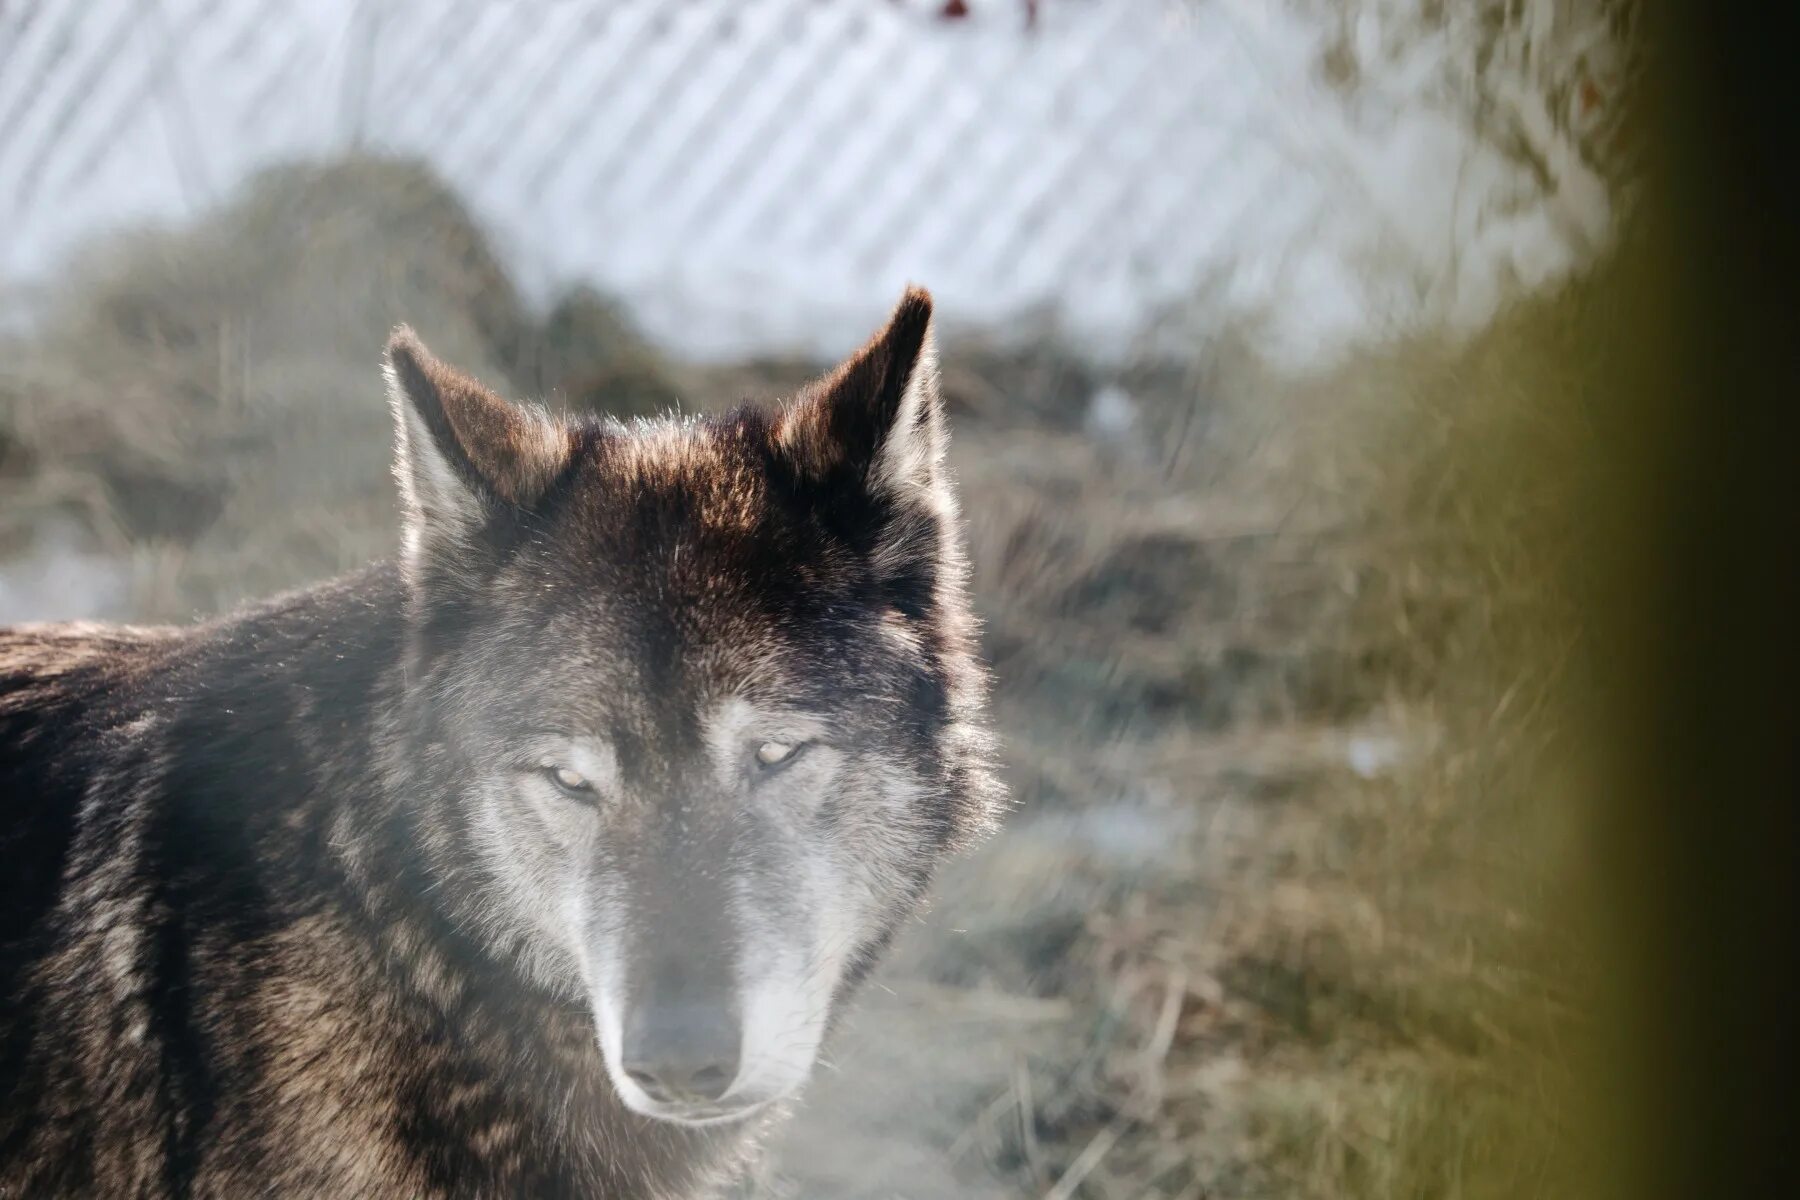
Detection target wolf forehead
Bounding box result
[389,288,971,759]
[555,416,901,611]
[483,417,937,659]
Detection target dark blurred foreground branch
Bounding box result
[1603,4,1800,1197]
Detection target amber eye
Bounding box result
[754,740,801,769]
[543,765,595,797]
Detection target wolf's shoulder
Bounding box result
[0,562,406,840]
[1,618,184,679]
[1,619,188,749]
[0,622,189,1017]
[1,564,405,718]
[0,568,403,976]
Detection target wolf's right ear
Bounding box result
[384,329,570,577]
[774,286,945,501]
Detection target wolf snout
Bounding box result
[621,999,742,1105]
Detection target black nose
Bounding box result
[621,1000,741,1105]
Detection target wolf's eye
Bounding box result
[543,765,594,797]
[754,740,801,769]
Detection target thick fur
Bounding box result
[0,288,1001,1197]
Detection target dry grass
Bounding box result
[1087,260,1619,1199]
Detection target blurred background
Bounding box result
[0,1,1663,1197]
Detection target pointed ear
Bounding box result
[775,286,946,500]
[384,328,570,574]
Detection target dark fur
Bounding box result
[1,288,1000,1197]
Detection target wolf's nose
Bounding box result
[620,1001,741,1105]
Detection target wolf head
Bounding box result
[378,289,1001,1126]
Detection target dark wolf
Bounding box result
[0,288,1002,1197]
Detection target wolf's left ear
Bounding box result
[384,329,570,575]
[775,286,947,503]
